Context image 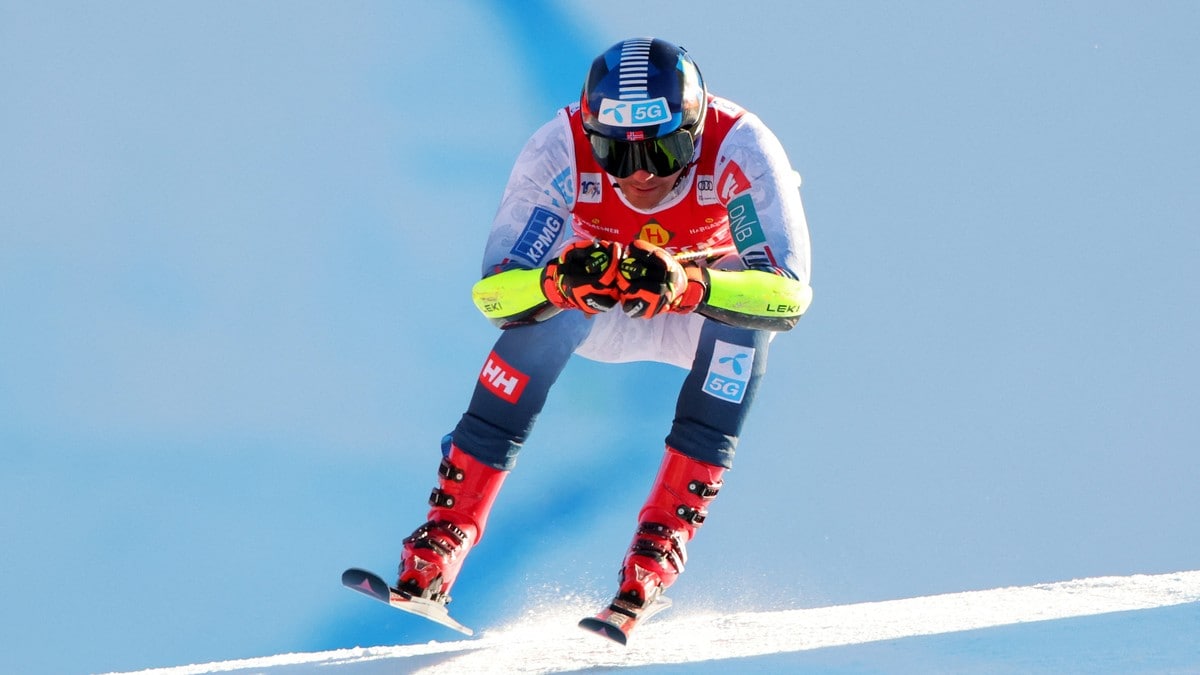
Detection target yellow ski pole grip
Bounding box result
[471,267,549,322]
[700,269,813,329]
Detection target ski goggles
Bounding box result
[588,128,697,179]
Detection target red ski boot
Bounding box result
[618,447,725,609]
[580,447,726,643]
[396,443,507,605]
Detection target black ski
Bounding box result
[578,595,672,645]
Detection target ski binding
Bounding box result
[341,567,473,636]
[578,594,672,645]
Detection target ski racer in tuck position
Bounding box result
[395,37,813,627]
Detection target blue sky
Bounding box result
[2,2,1198,673]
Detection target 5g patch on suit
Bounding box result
[703,340,755,404]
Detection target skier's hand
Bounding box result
[616,240,688,319]
[541,239,622,314]
[669,263,710,315]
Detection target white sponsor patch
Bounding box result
[703,339,755,404]
[596,97,670,128]
[578,172,603,203]
[695,174,718,206]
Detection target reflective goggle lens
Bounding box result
[588,129,696,179]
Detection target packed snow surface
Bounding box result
[107,569,1200,674]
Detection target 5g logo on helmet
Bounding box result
[597,97,671,128]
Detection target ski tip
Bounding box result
[342,567,476,636]
[341,567,395,604]
[341,567,378,581]
[578,617,628,646]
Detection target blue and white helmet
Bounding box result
[580,38,708,178]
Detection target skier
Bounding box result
[395,37,813,627]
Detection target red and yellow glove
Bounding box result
[541,239,622,314]
[615,240,691,319]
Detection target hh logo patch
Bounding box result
[703,340,755,404]
[509,206,565,265]
[480,351,529,404]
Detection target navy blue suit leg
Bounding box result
[451,311,592,470]
[666,320,772,469]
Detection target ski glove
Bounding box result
[541,239,622,314]
[670,263,710,315]
[615,240,689,319]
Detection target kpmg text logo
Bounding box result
[597,97,670,128]
[510,206,564,265]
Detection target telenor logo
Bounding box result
[703,340,755,404]
[597,97,670,127]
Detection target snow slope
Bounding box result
[108,570,1200,674]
